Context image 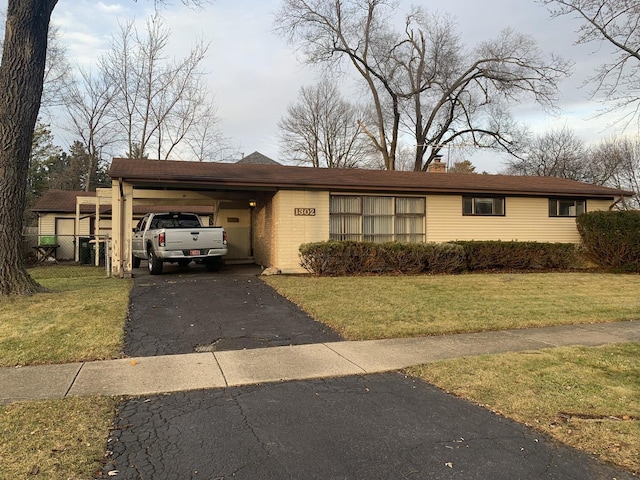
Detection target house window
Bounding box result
[463,196,505,216]
[330,195,425,243]
[549,198,585,217]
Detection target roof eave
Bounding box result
[114,175,629,198]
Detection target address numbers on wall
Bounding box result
[294,208,316,216]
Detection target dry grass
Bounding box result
[0,396,118,479]
[0,266,131,367]
[263,272,640,340]
[408,343,640,475]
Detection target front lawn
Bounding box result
[0,396,118,479]
[0,266,131,367]
[263,272,640,340]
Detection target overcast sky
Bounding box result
[32,1,630,172]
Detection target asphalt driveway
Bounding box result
[101,373,634,480]
[114,263,635,480]
[125,263,341,357]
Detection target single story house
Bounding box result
[105,157,633,277]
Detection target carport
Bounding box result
[108,158,282,277]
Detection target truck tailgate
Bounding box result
[163,228,225,252]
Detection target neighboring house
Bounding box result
[236,151,281,165]
[31,190,109,261]
[31,189,217,263]
[106,157,633,276]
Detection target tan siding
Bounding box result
[586,199,612,212]
[38,214,56,236]
[77,218,91,236]
[39,214,102,236]
[426,195,612,243]
[272,190,329,273]
[96,220,112,236]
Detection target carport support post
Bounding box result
[111,179,134,277]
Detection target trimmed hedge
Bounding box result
[576,210,640,272]
[298,240,579,276]
[453,241,579,271]
[298,241,465,275]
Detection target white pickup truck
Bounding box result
[132,212,227,275]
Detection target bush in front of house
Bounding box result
[298,241,378,276]
[576,210,640,272]
[454,240,579,271]
[299,240,580,276]
[298,241,466,275]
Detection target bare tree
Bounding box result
[397,12,570,171]
[64,67,118,191]
[588,137,640,209]
[279,80,372,168]
[184,100,236,161]
[275,0,403,170]
[275,0,570,171]
[99,14,211,160]
[0,17,71,113]
[0,0,56,295]
[542,0,640,126]
[0,0,208,296]
[504,126,588,180]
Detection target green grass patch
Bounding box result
[0,266,131,367]
[0,396,118,479]
[263,273,640,340]
[408,343,640,475]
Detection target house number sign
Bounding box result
[294,208,316,216]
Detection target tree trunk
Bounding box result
[0,0,57,295]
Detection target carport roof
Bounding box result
[32,189,216,215]
[108,158,634,198]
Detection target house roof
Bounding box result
[235,151,281,165]
[32,190,103,214]
[108,158,633,199]
[31,189,215,215]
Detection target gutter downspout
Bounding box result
[119,178,125,278]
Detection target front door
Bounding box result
[219,209,251,260]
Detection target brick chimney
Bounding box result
[428,155,447,173]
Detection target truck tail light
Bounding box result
[158,232,166,247]
[223,230,228,245]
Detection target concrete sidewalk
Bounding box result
[2,320,638,404]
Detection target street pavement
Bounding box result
[1,263,638,479]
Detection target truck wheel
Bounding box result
[205,258,222,272]
[148,248,163,275]
[132,255,141,268]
